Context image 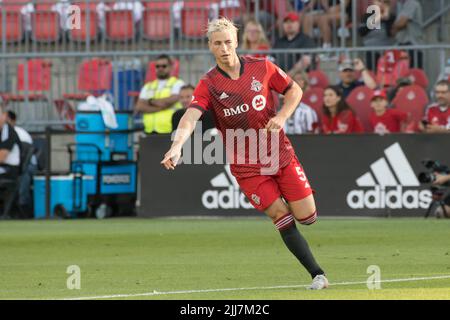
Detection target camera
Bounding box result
[418,159,449,185]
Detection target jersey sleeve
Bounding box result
[188,79,211,113]
[266,60,293,95]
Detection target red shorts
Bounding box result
[235,156,314,211]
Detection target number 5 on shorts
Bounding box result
[296,166,311,189]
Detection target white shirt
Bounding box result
[284,102,319,134]
[0,124,21,174]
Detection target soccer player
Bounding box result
[161,18,328,290]
[369,89,408,134]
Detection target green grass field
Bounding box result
[0,217,449,300]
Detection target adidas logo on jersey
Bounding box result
[346,143,432,210]
[202,165,253,209]
[219,92,229,100]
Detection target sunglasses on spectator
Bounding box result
[156,64,168,69]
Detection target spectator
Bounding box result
[172,85,215,134]
[392,0,423,68]
[241,19,271,58]
[302,0,351,49]
[0,104,21,180]
[337,58,377,98]
[321,85,364,134]
[419,79,450,133]
[135,55,185,134]
[369,89,408,135]
[359,0,396,70]
[5,111,37,217]
[0,104,22,219]
[273,12,315,73]
[284,70,319,134]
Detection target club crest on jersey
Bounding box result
[252,95,266,111]
[251,77,263,92]
[251,194,260,205]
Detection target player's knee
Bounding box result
[295,210,318,226]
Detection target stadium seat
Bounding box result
[407,68,429,89]
[105,9,135,41]
[345,86,374,132]
[69,10,99,42]
[142,7,171,40]
[0,11,23,42]
[391,84,429,131]
[128,59,180,98]
[308,70,329,89]
[30,11,60,42]
[0,59,53,122]
[302,87,324,121]
[63,58,113,100]
[376,50,410,87]
[218,6,243,22]
[181,1,210,39]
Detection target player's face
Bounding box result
[179,88,194,109]
[209,30,238,65]
[435,84,449,106]
[371,97,388,112]
[323,89,341,108]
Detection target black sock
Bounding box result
[274,213,325,279]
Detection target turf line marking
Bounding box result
[60,275,450,300]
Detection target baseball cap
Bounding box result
[370,89,387,101]
[283,12,299,22]
[338,59,354,72]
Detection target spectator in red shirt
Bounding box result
[321,85,364,134]
[241,19,271,58]
[419,79,450,133]
[369,89,408,135]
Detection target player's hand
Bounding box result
[265,114,287,132]
[161,146,182,170]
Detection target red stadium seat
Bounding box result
[0,11,23,42]
[69,10,98,41]
[407,68,429,89]
[219,6,242,21]
[63,58,113,100]
[34,1,57,11]
[302,87,324,121]
[376,50,410,87]
[1,0,28,12]
[181,1,210,38]
[142,7,171,40]
[105,9,134,41]
[31,11,60,42]
[391,84,429,131]
[308,70,329,89]
[128,59,180,97]
[345,86,374,132]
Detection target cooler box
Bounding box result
[33,173,92,219]
[75,111,133,162]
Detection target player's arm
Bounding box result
[161,108,202,170]
[266,81,303,131]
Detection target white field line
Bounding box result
[61,274,450,300]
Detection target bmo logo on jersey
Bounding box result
[223,95,267,117]
[223,103,250,117]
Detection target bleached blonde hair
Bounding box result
[206,17,239,41]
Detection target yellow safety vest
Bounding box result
[142,77,182,134]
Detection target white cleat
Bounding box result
[308,274,329,290]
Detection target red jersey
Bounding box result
[321,110,364,134]
[369,109,408,134]
[188,56,294,178]
[425,104,450,129]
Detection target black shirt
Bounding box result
[172,109,215,134]
[338,80,364,99]
[273,32,315,71]
[0,123,21,178]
